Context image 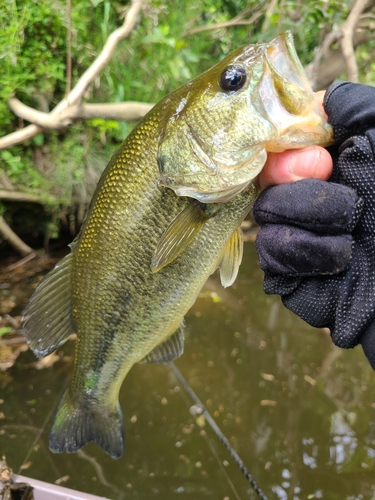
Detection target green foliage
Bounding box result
[0,0,66,131]
[0,327,12,337]
[1,149,45,189]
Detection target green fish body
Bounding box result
[22,32,333,458]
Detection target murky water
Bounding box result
[1,242,375,499]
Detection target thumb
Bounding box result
[259,146,333,190]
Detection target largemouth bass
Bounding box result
[22,32,333,458]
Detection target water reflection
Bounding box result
[1,242,375,499]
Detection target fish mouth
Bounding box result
[256,34,334,150]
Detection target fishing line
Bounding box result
[172,365,242,500]
[17,375,70,475]
[169,362,269,500]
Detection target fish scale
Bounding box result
[22,32,333,458]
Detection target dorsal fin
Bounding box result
[22,253,75,358]
[218,226,244,288]
[151,202,210,272]
[139,321,185,364]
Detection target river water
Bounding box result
[1,242,374,499]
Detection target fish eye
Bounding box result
[219,66,247,92]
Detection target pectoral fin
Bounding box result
[218,227,244,288]
[140,321,185,364]
[151,201,210,272]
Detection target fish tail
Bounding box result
[49,389,124,459]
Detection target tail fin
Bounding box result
[49,389,124,459]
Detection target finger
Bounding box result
[258,146,333,191]
[254,179,362,234]
[256,225,352,276]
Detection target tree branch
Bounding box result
[63,0,143,108]
[78,102,154,120]
[184,8,263,36]
[0,0,144,150]
[306,27,375,90]
[0,190,46,203]
[7,98,154,129]
[0,124,42,150]
[305,0,375,89]
[340,0,369,82]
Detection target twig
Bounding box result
[184,9,263,36]
[66,0,72,97]
[1,0,144,150]
[262,0,278,33]
[4,253,37,272]
[0,216,34,256]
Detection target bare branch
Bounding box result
[0,124,42,150]
[184,8,263,36]
[78,102,154,121]
[8,98,154,128]
[8,98,75,129]
[0,216,34,256]
[340,0,369,82]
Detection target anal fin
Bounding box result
[151,201,210,272]
[22,252,75,358]
[140,321,185,364]
[218,226,244,288]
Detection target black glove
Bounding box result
[253,81,375,369]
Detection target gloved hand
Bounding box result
[253,81,375,369]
